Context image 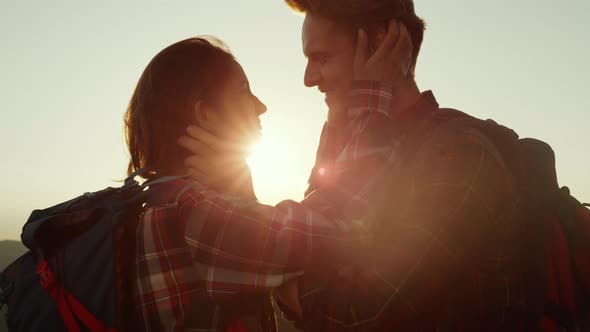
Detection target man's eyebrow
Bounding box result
[305,51,329,59]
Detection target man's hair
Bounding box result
[124,37,236,179]
[285,0,426,74]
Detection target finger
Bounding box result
[177,135,216,156]
[371,19,399,61]
[186,125,231,151]
[392,23,413,75]
[354,29,369,68]
[392,22,412,56]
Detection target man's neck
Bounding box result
[391,78,422,118]
[328,78,422,125]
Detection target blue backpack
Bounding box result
[0,170,179,332]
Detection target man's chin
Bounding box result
[327,106,348,125]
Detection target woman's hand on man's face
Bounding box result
[353,19,413,83]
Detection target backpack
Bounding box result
[0,169,180,332]
[412,108,590,331]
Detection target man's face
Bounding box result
[302,14,356,114]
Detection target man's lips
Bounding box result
[324,93,333,106]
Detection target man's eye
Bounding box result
[310,54,328,65]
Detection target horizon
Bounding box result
[1,0,589,240]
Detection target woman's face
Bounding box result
[203,61,267,150]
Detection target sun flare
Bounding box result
[247,136,284,181]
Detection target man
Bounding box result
[181,1,523,331]
[271,1,525,331]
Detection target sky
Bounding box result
[1,0,589,240]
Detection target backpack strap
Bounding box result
[36,258,115,332]
[554,189,590,329]
[112,172,188,331]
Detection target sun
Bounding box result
[246,132,308,205]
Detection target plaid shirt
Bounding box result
[292,91,527,331]
[133,81,400,331]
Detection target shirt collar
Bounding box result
[391,90,439,136]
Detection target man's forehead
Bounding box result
[302,14,350,55]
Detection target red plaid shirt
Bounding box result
[292,91,526,331]
[133,81,399,331]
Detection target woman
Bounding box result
[125,37,277,332]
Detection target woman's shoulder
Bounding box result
[146,177,208,207]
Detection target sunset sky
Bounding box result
[1,0,589,240]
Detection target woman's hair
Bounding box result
[285,0,426,75]
[124,37,235,179]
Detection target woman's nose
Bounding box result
[254,95,267,115]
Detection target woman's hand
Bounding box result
[353,19,413,84]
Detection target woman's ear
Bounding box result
[193,100,206,124]
[193,101,224,134]
[193,100,213,130]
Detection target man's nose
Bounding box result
[304,61,320,87]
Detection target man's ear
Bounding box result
[370,24,388,53]
[374,27,387,49]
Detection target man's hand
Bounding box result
[273,278,303,318]
[353,19,413,83]
[177,120,256,200]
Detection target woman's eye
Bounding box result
[240,84,251,94]
[319,55,329,65]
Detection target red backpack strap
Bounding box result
[36,259,115,332]
[572,203,590,294]
[556,193,590,328]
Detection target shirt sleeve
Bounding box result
[295,117,520,330]
[178,81,397,293]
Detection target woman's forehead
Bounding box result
[223,61,249,88]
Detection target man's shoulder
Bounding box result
[407,108,516,173]
[425,108,514,150]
